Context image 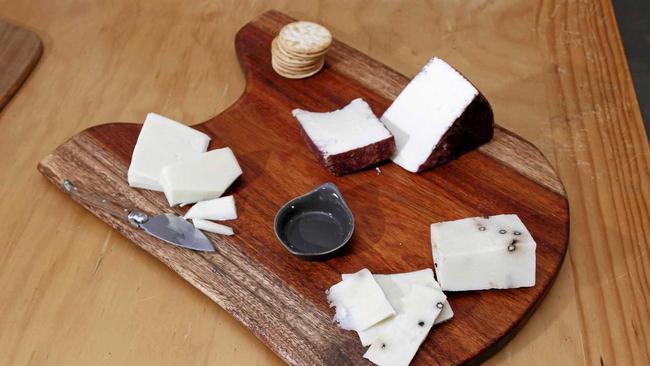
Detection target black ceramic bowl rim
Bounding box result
[273,182,355,258]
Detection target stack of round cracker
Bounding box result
[271,21,332,79]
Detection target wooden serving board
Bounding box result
[37,10,569,366]
[0,19,42,110]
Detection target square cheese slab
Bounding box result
[292,98,395,175]
[327,268,396,332]
[363,284,446,366]
[380,57,493,173]
[160,148,242,206]
[128,113,211,191]
[431,214,537,291]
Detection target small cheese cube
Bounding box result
[327,268,396,332]
[363,284,446,366]
[128,113,210,191]
[431,214,536,291]
[184,195,237,221]
[160,148,242,206]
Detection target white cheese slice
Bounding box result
[431,214,536,291]
[363,284,445,366]
[373,269,453,324]
[192,219,234,236]
[343,269,452,346]
[327,268,396,332]
[184,195,237,221]
[128,113,210,191]
[380,58,478,172]
[292,98,392,157]
[160,148,242,206]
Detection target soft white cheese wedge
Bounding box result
[380,57,493,173]
[293,98,392,156]
[343,269,452,346]
[363,284,446,366]
[431,214,537,291]
[292,98,395,175]
[128,113,210,191]
[327,268,396,332]
[160,148,242,206]
[184,195,237,221]
[192,219,234,236]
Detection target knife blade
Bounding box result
[141,213,214,252]
[63,180,214,252]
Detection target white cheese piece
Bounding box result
[192,219,234,236]
[380,58,478,172]
[128,113,210,191]
[292,98,392,157]
[327,268,396,332]
[184,195,237,221]
[373,269,453,325]
[431,214,537,291]
[160,148,242,206]
[363,284,445,366]
[343,269,452,346]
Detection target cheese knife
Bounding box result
[63,179,214,252]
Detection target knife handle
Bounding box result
[63,179,132,221]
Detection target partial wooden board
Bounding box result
[37,10,569,365]
[1,1,647,365]
[0,19,42,109]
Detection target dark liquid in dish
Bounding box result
[283,211,344,254]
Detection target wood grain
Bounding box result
[36,10,569,365]
[0,1,647,365]
[0,18,42,109]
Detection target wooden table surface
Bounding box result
[0,0,647,365]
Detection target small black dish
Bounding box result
[274,183,355,259]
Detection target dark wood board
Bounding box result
[0,19,42,110]
[37,10,569,366]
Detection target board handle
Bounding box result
[63,179,141,224]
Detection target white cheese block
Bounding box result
[373,270,453,325]
[192,219,234,236]
[128,113,211,191]
[327,268,396,332]
[184,195,237,221]
[363,284,445,366]
[431,214,537,291]
[292,98,395,175]
[380,57,492,173]
[160,148,242,206]
[293,98,392,156]
[343,269,452,346]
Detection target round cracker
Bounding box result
[278,21,332,54]
[272,38,323,67]
[277,36,330,58]
[273,53,322,71]
[272,57,325,79]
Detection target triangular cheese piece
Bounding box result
[380,57,493,173]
